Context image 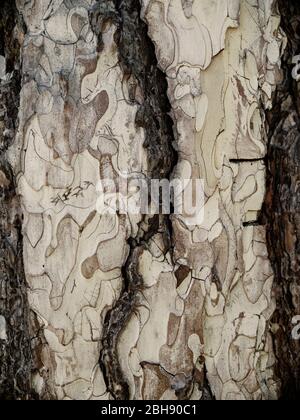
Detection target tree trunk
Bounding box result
[263,0,300,400]
[0,0,299,400]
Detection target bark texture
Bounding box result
[264,0,300,400]
[0,0,299,401]
[0,0,37,400]
[139,0,282,401]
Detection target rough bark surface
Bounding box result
[264,0,300,400]
[90,0,177,400]
[0,0,36,400]
[136,0,282,401]
[0,0,299,401]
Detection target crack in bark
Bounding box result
[263,0,300,400]
[0,0,36,400]
[91,0,177,400]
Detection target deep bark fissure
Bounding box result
[0,0,36,400]
[91,0,177,400]
[264,0,300,400]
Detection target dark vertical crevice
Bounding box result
[0,0,37,400]
[90,0,177,400]
[200,366,215,401]
[262,0,300,400]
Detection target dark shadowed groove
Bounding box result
[262,0,300,400]
[90,0,177,400]
[0,0,37,400]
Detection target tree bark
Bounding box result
[0,0,299,400]
[264,0,300,400]
[0,0,37,400]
